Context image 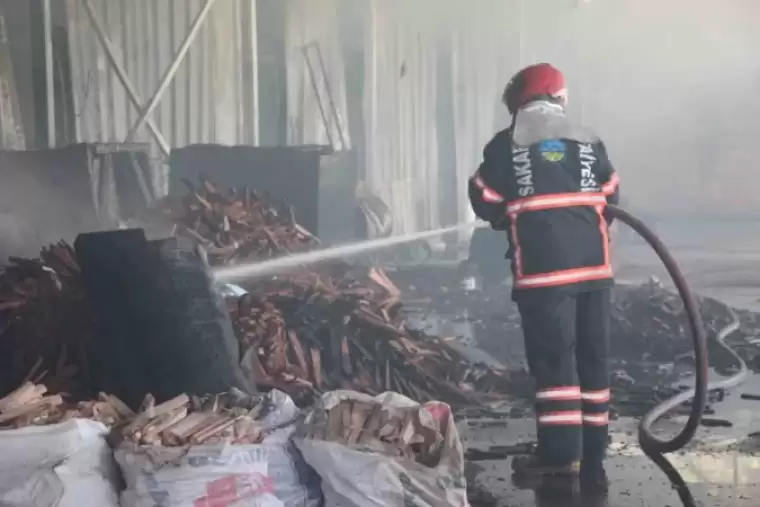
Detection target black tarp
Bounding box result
[75,229,252,408]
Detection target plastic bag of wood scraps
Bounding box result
[114,389,322,507]
[293,390,468,507]
[247,390,322,507]
[0,383,123,507]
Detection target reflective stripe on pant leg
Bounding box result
[537,388,583,426]
[582,389,610,426]
[576,289,611,463]
[536,396,583,466]
[518,292,582,466]
[581,389,610,464]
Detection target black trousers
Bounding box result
[516,288,611,466]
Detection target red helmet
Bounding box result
[503,63,567,116]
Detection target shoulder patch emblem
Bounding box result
[538,139,566,162]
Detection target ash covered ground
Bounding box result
[391,267,760,412]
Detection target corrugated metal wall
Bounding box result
[450,2,519,232]
[60,0,760,230]
[362,0,441,235]
[284,0,444,235]
[65,0,258,194]
[285,0,516,235]
[284,0,350,150]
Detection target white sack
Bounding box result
[294,390,468,507]
[116,443,282,507]
[0,419,119,507]
[116,390,321,507]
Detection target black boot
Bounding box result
[580,462,609,494]
[512,455,580,492]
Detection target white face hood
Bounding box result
[512,101,599,147]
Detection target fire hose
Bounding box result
[609,205,748,507]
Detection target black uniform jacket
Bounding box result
[468,127,620,297]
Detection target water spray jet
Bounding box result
[213,221,488,282]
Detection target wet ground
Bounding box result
[436,313,760,507]
[403,221,760,506]
[463,373,760,507]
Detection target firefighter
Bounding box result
[468,63,620,493]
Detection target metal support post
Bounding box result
[43,0,55,147]
[242,0,259,145]
[81,0,171,157]
[302,43,335,151]
[313,43,347,150]
[126,0,217,142]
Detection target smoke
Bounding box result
[339,0,760,221]
[279,0,760,255]
[0,213,40,263]
[6,0,760,267]
[0,149,105,263]
[296,0,760,290]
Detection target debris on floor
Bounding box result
[395,269,760,417]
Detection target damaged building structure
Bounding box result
[0,1,759,506]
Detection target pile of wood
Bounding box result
[118,391,268,447]
[0,381,130,429]
[161,180,510,404]
[232,286,510,405]
[0,179,512,406]
[0,243,95,397]
[300,398,446,466]
[152,179,319,265]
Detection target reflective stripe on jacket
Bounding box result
[468,123,620,293]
